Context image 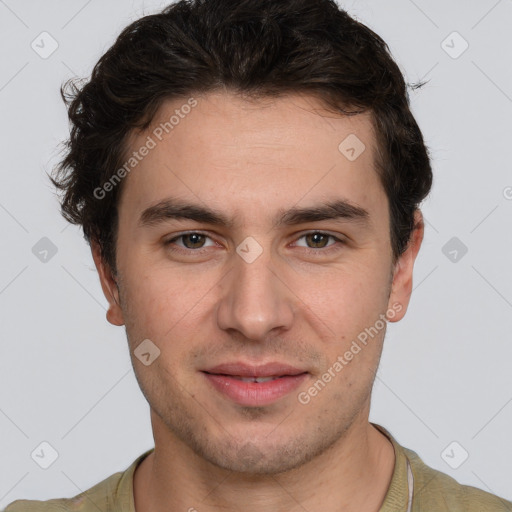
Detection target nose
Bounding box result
[216,246,295,341]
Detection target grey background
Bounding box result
[1,0,511,505]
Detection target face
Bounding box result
[93,91,423,475]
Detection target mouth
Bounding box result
[212,375,291,383]
[201,362,309,406]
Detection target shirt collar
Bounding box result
[372,422,414,512]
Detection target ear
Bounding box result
[387,209,424,322]
[91,240,125,326]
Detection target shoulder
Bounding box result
[2,468,126,512]
[2,448,153,512]
[3,500,73,511]
[404,446,512,511]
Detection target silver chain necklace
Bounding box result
[406,457,414,512]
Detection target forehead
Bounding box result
[118,91,386,228]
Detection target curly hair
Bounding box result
[50,0,433,275]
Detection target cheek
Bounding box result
[121,264,219,343]
[294,262,390,326]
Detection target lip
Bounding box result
[203,362,306,378]
[201,362,309,407]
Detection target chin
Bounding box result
[188,428,338,476]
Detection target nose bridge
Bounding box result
[216,243,294,340]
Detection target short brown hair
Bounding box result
[51,0,433,274]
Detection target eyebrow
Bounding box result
[138,197,370,230]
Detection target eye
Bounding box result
[163,230,344,257]
[294,231,344,252]
[164,232,216,252]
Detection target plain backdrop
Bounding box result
[1,0,511,506]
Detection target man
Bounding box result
[5,0,511,510]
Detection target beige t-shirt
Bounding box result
[4,424,512,511]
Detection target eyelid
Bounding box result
[292,231,343,247]
[164,230,345,254]
[165,231,217,248]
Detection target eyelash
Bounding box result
[163,231,345,256]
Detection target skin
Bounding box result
[91,90,424,512]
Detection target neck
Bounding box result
[134,418,395,512]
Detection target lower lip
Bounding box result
[202,372,308,407]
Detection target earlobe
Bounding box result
[91,240,125,327]
[387,210,424,323]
